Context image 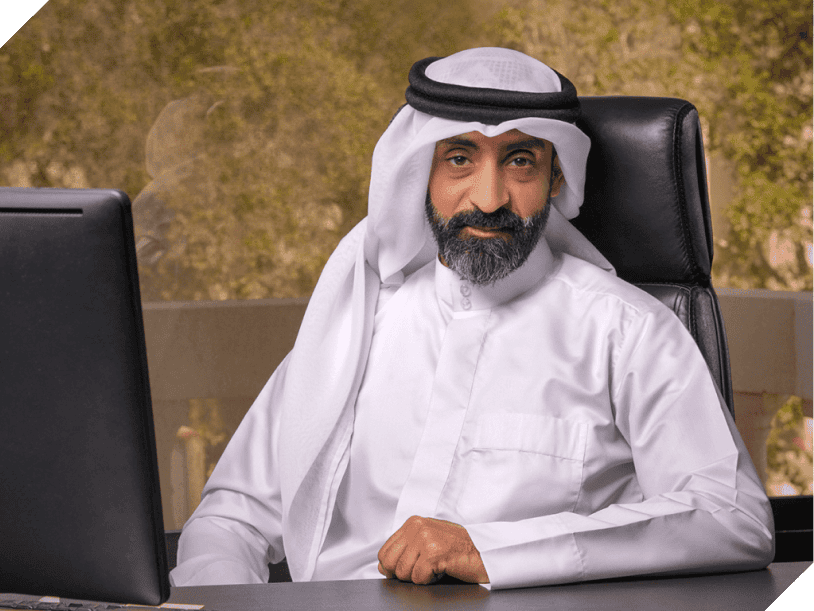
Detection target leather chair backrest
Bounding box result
[573,97,734,414]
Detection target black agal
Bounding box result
[405,56,581,125]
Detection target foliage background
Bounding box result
[2,0,811,300]
[765,396,813,496]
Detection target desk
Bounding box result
[169,562,810,611]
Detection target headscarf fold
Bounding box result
[276,48,613,580]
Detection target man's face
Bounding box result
[426,129,565,285]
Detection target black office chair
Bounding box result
[574,96,733,415]
[574,96,811,562]
[165,530,181,573]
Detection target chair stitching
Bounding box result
[688,286,698,339]
[672,103,704,284]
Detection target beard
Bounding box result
[425,193,551,286]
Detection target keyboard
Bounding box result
[0,598,210,611]
[0,602,126,610]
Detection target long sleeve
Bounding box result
[169,355,292,586]
[465,302,774,589]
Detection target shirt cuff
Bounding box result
[170,557,266,586]
[466,517,584,589]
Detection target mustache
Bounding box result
[438,206,531,235]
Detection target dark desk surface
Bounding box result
[169,562,811,611]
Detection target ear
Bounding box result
[550,154,566,198]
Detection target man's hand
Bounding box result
[377,516,489,585]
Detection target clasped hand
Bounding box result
[377,515,489,585]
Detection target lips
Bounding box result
[462,225,512,237]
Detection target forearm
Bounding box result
[467,464,773,589]
[172,510,271,586]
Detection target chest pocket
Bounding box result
[455,413,588,523]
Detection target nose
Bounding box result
[469,162,508,213]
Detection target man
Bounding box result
[171,48,773,589]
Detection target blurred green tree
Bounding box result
[676,0,812,291]
[2,0,810,299]
[2,0,493,300]
[491,0,812,291]
[765,396,813,495]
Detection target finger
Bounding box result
[411,555,442,585]
[378,558,395,579]
[394,541,421,582]
[377,531,409,576]
[378,520,410,562]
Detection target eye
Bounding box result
[508,156,534,168]
[447,155,470,167]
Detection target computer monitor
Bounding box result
[0,188,170,606]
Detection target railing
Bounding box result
[716,288,813,489]
[143,288,813,529]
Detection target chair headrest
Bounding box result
[572,97,714,285]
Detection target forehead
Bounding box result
[435,129,551,151]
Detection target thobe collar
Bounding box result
[435,237,556,312]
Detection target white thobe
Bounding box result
[171,238,773,589]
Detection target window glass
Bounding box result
[3,0,810,530]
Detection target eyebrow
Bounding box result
[438,137,548,152]
[440,137,478,148]
[506,138,548,153]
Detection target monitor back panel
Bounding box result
[0,188,169,605]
